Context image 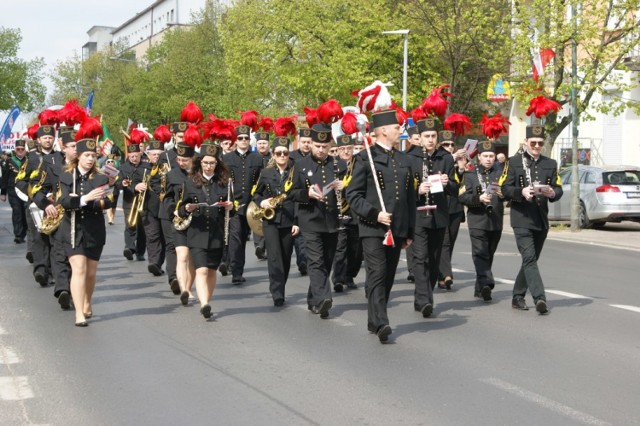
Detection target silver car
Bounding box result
[548,165,640,228]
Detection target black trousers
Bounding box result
[412,226,445,309]
[228,214,251,277]
[25,204,37,255]
[28,205,52,280]
[331,224,362,285]
[293,233,307,269]
[513,227,548,302]
[142,213,165,269]
[303,231,338,306]
[469,228,502,292]
[50,230,71,297]
[439,211,464,279]
[263,223,294,301]
[123,205,146,256]
[160,218,177,282]
[405,245,414,276]
[253,233,265,254]
[361,237,404,332]
[8,192,27,240]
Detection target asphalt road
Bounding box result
[1,205,639,425]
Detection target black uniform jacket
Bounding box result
[58,168,114,248]
[253,165,296,229]
[133,162,165,218]
[31,156,67,211]
[166,167,189,219]
[346,144,415,240]
[289,149,309,162]
[449,165,466,218]
[407,146,457,229]
[501,151,563,230]
[16,151,62,200]
[116,160,144,208]
[0,153,26,195]
[177,175,228,250]
[223,150,263,216]
[459,165,505,231]
[289,154,347,233]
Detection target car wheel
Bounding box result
[592,222,606,230]
[579,202,592,229]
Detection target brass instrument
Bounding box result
[173,183,192,231]
[40,204,66,235]
[246,193,287,237]
[127,169,149,228]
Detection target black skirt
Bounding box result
[65,242,103,261]
[190,247,223,270]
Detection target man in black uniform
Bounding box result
[117,140,146,261]
[0,139,28,244]
[346,109,415,342]
[407,118,456,318]
[459,140,504,302]
[290,123,346,319]
[253,129,271,261]
[501,124,563,314]
[288,128,313,276]
[404,125,420,283]
[223,124,264,284]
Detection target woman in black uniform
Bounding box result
[252,133,299,307]
[59,130,115,327]
[177,142,232,319]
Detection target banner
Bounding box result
[487,75,511,102]
[85,90,95,114]
[100,123,114,156]
[0,106,21,151]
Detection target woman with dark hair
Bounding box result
[59,132,116,327]
[177,142,232,319]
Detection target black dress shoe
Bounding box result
[218,263,229,276]
[148,264,163,276]
[407,274,415,283]
[377,324,392,343]
[136,255,145,261]
[58,291,71,310]
[535,299,549,314]
[200,304,212,319]
[274,298,285,307]
[312,299,332,319]
[298,265,308,276]
[232,276,243,285]
[420,303,433,318]
[75,321,89,327]
[346,281,358,290]
[255,247,266,260]
[444,276,453,290]
[180,291,189,306]
[480,286,492,302]
[26,252,34,264]
[34,271,48,287]
[333,283,344,293]
[123,248,134,261]
[169,278,181,295]
[512,298,529,310]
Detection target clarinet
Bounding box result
[476,167,493,214]
[422,149,432,217]
[224,178,231,246]
[523,155,535,202]
[333,157,346,225]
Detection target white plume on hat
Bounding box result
[353,80,392,113]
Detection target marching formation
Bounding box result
[0,82,563,343]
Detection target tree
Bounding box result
[0,27,46,111]
[511,0,640,148]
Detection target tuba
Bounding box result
[246,193,287,237]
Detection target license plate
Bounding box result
[626,192,640,198]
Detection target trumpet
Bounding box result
[127,169,149,228]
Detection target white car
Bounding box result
[548,165,640,228]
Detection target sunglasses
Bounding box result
[274,151,289,157]
[237,136,250,141]
[529,141,545,147]
[441,143,454,147]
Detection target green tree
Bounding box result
[0,27,46,111]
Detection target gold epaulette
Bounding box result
[498,160,509,186]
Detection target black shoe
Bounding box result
[407,274,415,283]
[274,298,285,307]
[123,248,134,261]
[420,303,433,318]
[444,276,453,290]
[136,255,145,261]
[481,286,492,302]
[26,252,34,264]
[299,265,308,276]
[14,238,21,244]
[232,276,243,285]
[333,283,344,293]
[312,299,332,319]
[75,321,89,327]
[34,271,48,287]
[200,304,212,319]
[218,263,229,276]
[169,278,180,295]
[180,291,189,306]
[377,324,392,343]
[512,298,529,310]
[148,264,163,276]
[57,291,71,310]
[255,247,266,260]
[535,299,549,314]
[346,281,358,290]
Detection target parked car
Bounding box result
[548,165,640,228]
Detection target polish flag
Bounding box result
[532,48,555,82]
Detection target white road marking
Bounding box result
[0,346,20,364]
[0,325,6,335]
[547,290,592,299]
[481,377,610,425]
[0,376,35,401]
[610,304,640,313]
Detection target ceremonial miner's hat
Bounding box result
[335,134,354,147]
[310,123,332,143]
[36,125,56,138]
[526,125,546,139]
[438,130,454,143]
[15,139,26,149]
[416,117,441,134]
[74,117,103,154]
[406,126,418,136]
[477,140,496,154]
[59,126,77,145]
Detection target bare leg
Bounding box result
[69,255,88,324]
[84,259,99,316]
[175,246,194,294]
[206,268,217,301]
[194,267,209,307]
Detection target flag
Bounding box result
[0,106,21,150]
[100,122,114,156]
[532,48,555,83]
[85,90,94,114]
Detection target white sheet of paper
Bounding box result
[322,180,338,196]
[428,174,444,194]
[533,184,550,194]
[464,139,478,156]
[102,164,119,178]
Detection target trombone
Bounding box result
[127,169,149,228]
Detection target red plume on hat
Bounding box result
[390,101,409,126]
[411,107,427,123]
[318,99,344,124]
[257,116,274,133]
[304,106,319,127]
[180,102,204,124]
[352,80,392,113]
[479,113,510,140]
[27,123,39,140]
[341,112,359,135]
[211,119,237,141]
[183,123,203,148]
[444,113,472,136]
[239,110,259,132]
[58,100,88,126]
[153,124,172,143]
[128,128,150,145]
[38,109,60,127]
[274,116,297,137]
[199,115,217,139]
[75,116,103,141]
[420,84,452,118]
[526,96,561,119]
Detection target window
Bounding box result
[584,171,596,184]
[604,171,640,185]
[560,169,572,185]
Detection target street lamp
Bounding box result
[382,29,410,111]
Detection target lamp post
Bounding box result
[382,29,410,111]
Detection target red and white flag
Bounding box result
[532,48,555,82]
